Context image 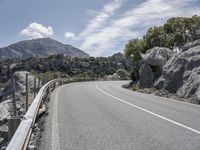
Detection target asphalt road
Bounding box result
[40,81,200,150]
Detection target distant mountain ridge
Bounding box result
[0,38,89,60]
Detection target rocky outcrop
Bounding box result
[182,39,200,52]
[141,47,174,67]
[0,53,133,82]
[139,47,174,89]
[115,69,130,80]
[176,68,200,103]
[107,69,130,80]
[154,44,200,103]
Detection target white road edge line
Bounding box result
[135,89,200,108]
[96,85,200,135]
[51,88,61,150]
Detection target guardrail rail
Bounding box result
[6,78,65,150]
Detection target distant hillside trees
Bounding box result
[0,53,134,84]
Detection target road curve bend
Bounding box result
[40,81,200,150]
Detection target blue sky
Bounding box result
[0,0,200,56]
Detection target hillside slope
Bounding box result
[0,38,89,60]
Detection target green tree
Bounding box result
[124,38,146,63]
[124,38,146,81]
[144,15,200,50]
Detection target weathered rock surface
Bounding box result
[154,45,200,103]
[139,47,174,89]
[115,69,130,80]
[107,69,129,80]
[141,47,174,67]
[182,39,200,52]
[176,68,200,103]
[139,62,154,89]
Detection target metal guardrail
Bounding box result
[6,78,64,150]
[6,77,98,149]
[0,118,8,148]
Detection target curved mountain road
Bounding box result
[40,81,200,150]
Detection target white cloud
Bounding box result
[80,0,123,37]
[78,0,200,56]
[64,32,76,40]
[85,9,98,17]
[20,22,54,39]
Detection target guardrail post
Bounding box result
[34,77,36,98]
[43,77,46,85]
[12,77,17,116]
[46,87,50,102]
[37,77,40,92]
[59,80,61,86]
[53,82,56,90]
[8,116,20,141]
[47,86,50,95]
[25,73,29,112]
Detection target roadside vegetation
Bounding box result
[123,15,200,104]
[124,15,200,65]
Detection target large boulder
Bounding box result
[154,44,200,103]
[141,47,174,67]
[115,69,129,80]
[138,47,174,89]
[107,69,129,80]
[139,62,155,89]
[154,53,185,93]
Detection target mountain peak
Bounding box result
[0,38,89,60]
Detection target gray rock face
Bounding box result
[139,62,155,89]
[0,38,89,60]
[141,47,174,67]
[154,45,200,103]
[139,47,174,89]
[154,54,186,93]
[154,76,165,90]
[107,69,130,80]
[182,39,200,52]
[115,69,130,80]
[176,68,200,103]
